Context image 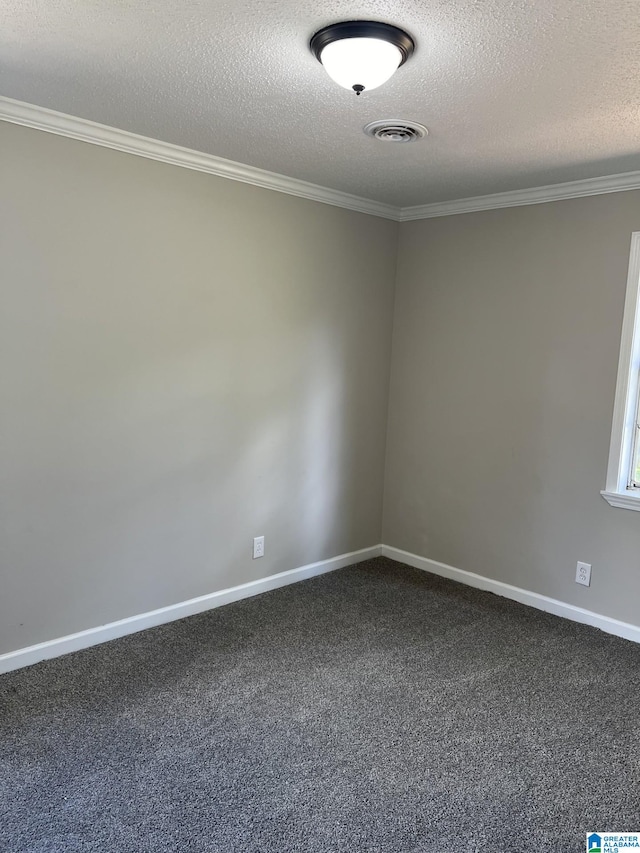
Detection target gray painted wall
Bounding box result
[384,192,640,625]
[2,119,639,658]
[0,122,398,654]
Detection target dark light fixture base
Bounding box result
[310,21,415,68]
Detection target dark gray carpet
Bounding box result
[1,557,639,853]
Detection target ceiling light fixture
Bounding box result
[310,21,415,96]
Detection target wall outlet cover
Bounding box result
[576,561,592,587]
[253,536,265,559]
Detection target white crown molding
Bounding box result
[382,545,640,645]
[0,96,400,221]
[0,544,382,674]
[2,96,640,222]
[399,170,640,220]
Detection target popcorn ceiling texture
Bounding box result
[1,0,640,207]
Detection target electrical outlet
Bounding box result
[253,536,264,559]
[575,561,591,587]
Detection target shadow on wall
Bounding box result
[1,304,353,651]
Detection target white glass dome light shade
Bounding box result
[319,37,402,93]
[310,21,415,95]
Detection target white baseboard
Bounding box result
[0,545,382,675]
[4,542,637,675]
[382,545,640,644]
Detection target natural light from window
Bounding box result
[602,231,640,510]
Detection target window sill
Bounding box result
[601,490,640,511]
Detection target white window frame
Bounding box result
[601,231,640,511]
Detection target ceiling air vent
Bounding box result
[363,120,428,143]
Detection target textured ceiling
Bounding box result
[2,0,639,207]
